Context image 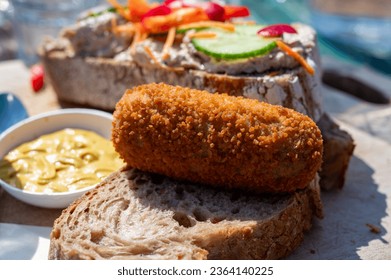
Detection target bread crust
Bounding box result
[317,113,355,190]
[112,83,323,193]
[48,168,323,260]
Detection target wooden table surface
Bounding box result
[0,60,60,115]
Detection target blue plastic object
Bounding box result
[0,92,29,134]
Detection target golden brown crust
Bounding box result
[112,83,323,193]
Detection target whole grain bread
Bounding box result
[48,168,323,260]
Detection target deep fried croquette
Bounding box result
[112,83,323,193]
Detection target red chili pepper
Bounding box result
[224,5,250,20]
[30,64,44,92]
[257,24,297,37]
[204,2,225,22]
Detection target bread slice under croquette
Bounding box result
[48,168,323,260]
[112,83,323,193]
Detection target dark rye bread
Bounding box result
[48,168,323,260]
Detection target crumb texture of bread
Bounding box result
[48,168,323,260]
[112,83,323,193]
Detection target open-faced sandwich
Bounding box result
[49,83,324,260]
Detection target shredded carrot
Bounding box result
[129,23,148,54]
[114,24,136,34]
[187,31,217,39]
[129,24,142,54]
[142,7,207,34]
[231,20,256,25]
[107,0,131,20]
[172,7,208,26]
[276,40,315,75]
[178,21,236,32]
[144,45,184,71]
[140,31,148,41]
[144,45,160,65]
[162,27,176,60]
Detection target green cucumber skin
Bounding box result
[193,40,277,60]
[191,25,278,60]
[86,7,118,18]
[177,27,206,34]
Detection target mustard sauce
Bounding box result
[0,128,124,193]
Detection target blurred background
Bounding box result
[0,0,105,65]
[240,0,391,75]
[0,0,390,75]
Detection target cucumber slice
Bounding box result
[191,25,277,60]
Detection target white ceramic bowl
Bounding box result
[0,108,114,209]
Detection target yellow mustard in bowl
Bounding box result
[0,128,124,193]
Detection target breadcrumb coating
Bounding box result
[112,83,323,193]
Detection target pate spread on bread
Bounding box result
[40,4,323,121]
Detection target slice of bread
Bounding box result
[49,168,323,260]
[40,22,323,123]
[40,47,323,123]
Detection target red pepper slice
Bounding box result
[30,64,44,93]
[224,5,250,20]
[257,24,297,37]
[163,0,177,4]
[163,0,189,9]
[164,1,249,22]
[204,2,225,22]
[141,4,172,20]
